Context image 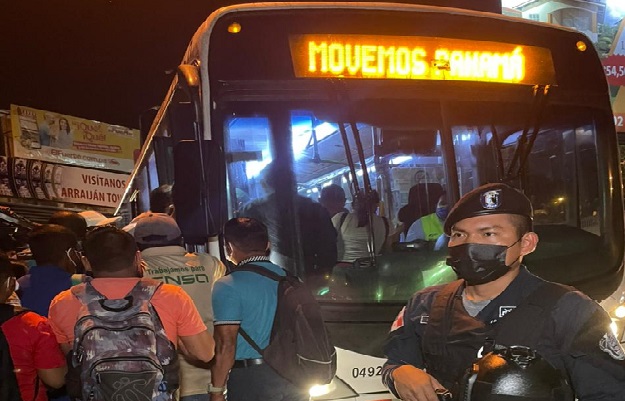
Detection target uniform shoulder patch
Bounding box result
[599,332,625,361]
[390,306,406,332]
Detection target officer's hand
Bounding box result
[392,365,446,401]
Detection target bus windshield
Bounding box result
[220,93,607,302]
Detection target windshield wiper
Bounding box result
[330,81,378,263]
[503,84,551,182]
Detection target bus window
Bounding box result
[449,102,604,284]
[223,115,273,217]
[224,111,339,279]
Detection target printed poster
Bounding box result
[0,157,15,197]
[9,105,140,173]
[1,157,128,208]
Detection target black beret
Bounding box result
[444,183,533,235]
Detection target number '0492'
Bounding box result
[615,116,624,128]
[352,366,383,378]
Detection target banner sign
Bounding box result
[604,19,625,130]
[603,55,625,87]
[9,105,139,172]
[0,156,128,208]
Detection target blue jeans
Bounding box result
[181,393,209,401]
[227,363,309,401]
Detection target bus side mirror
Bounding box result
[177,64,203,139]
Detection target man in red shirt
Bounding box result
[0,254,66,401]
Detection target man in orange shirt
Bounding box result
[48,226,214,389]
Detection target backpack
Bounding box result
[236,264,337,387]
[0,304,27,401]
[67,278,179,401]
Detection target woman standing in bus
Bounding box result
[332,190,388,263]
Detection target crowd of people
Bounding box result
[0,184,331,401]
[1,189,225,401]
[1,181,625,401]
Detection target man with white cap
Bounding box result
[133,213,225,401]
[78,210,122,228]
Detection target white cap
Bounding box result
[79,210,122,227]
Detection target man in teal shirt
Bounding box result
[210,218,308,401]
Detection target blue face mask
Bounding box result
[436,207,449,221]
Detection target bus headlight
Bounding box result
[309,382,334,398]
[614,305,625,319]
[611,321,619,337]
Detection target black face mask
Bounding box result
[446,239,521,285]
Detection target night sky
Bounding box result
[0,1,232,129]
[1,0,500,130]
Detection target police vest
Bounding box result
[420,213,443,241]
[421,279,572,392]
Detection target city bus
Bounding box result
[116,3,625,399]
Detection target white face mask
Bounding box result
[3,277,16,293]
[65,248,78,268]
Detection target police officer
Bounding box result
[382,183,625,401]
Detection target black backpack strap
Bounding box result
[0,305,16,325]
[494,281,573,349]
[232,263,286,355]
[238,327,264,355]
[338,212,349,231]
[0,305,28,324]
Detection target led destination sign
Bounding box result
[289,34,556,85]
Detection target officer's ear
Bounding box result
[519,231,539,256]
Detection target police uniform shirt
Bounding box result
[382,267,625,400]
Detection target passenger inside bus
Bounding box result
[319,184,348,218]
[238,162,337,278]
[332,190,388,263]
[397,182,444,236]
[405,193,447,243]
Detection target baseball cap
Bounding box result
[133,213,182,245]
[444,183,533,235]
[79,210,122,227]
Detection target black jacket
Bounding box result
[382,267,625,400]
